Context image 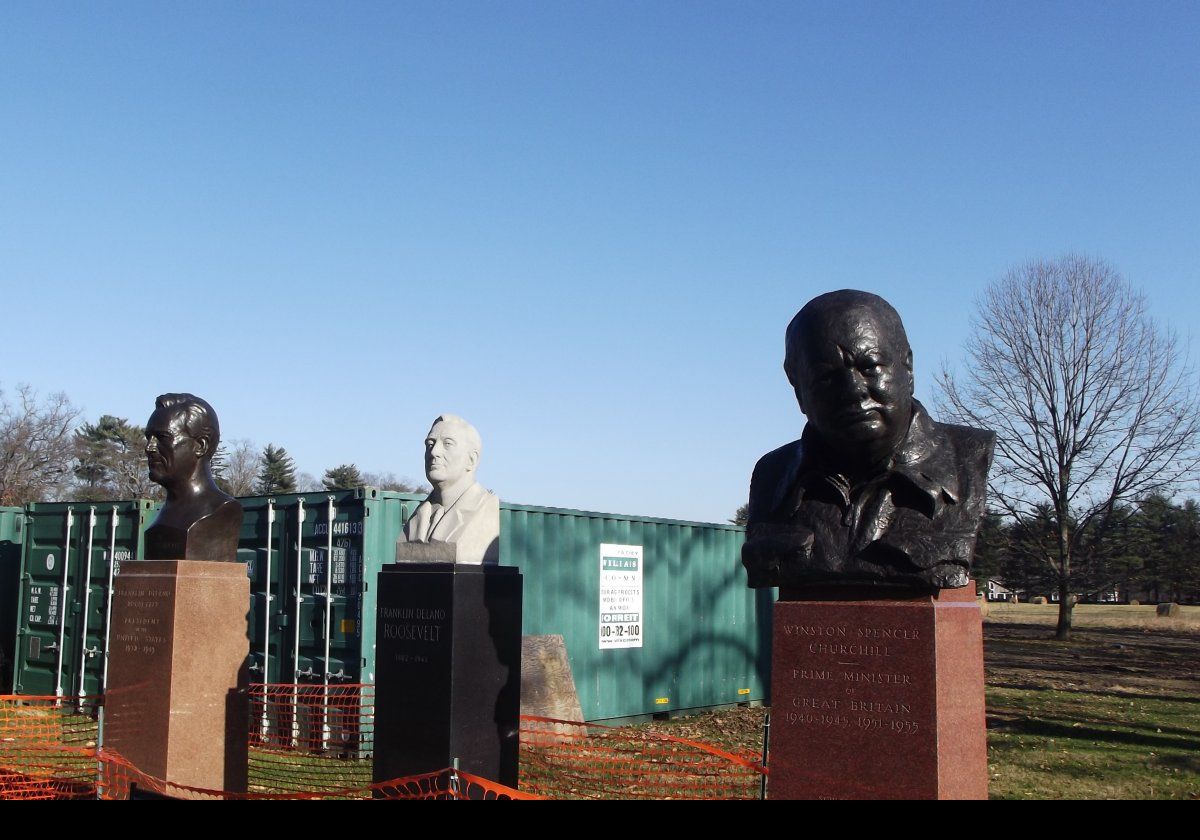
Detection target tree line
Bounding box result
[974,494,1200,605]
[0,386,427,505]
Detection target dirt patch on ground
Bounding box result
[984,622,1200,699]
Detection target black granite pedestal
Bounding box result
[372,562,523,789]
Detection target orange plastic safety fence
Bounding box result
[97,746,533,800]
[247,683,374,796]
[2,692,535,800]
[3,692,763,800]
[518,715,767,800]
[0,696,101,800]
[372,770,539,801]
[244,684,538,799]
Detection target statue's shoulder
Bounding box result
[196,496,244,529]
[461,482,500,513]
[479,484,501,512]
[213,491,240,510]
[748,439,804,522]
[751,439,804,480]
[934,421,996,482]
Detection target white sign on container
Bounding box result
[599,543,642,650]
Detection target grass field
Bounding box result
[640,604,1200,800]
[5,605,1196,799]
[984,602,1200,633]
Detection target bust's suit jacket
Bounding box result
[400,481,500,564]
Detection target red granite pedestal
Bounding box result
[768,586,987,800]
[104,560,250,796]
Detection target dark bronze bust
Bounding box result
[742,291,995,591]
[143,393,244,562]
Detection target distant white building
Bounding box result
[985,579,1019,603]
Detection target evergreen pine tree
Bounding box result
[73,415,157,500]
[322,463,363,491]
[256,444,297,494]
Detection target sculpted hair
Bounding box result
[155,393,221,454]
[430,414,483,462]
[784,289,911,385]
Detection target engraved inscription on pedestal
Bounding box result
[379,604,448,665]
[104,577,179,779]
[776,622,928,742]
[112,586,173,661]
[768,591,986,800]
[769,598,941,799]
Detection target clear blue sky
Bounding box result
[2,2,1197,522]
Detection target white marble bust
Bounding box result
[398,414,500,564]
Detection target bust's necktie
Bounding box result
[426,504,446,538]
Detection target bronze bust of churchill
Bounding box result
[742,291,995,591]
[143,393,244,562]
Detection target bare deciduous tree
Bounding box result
[360,471,429,494]
[294,471,323,493]
[213,437,260,497]
[938,256,1200,639]
[0,384,80,505]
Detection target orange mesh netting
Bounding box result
[1,691,533,800]
[244,684,537,799]
[2,690,765,800]
[0,696,100,800]
[248,683,375,796]
[97,750,532,800]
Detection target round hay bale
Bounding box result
[1156,602,1181,618]
[1030,596,1048,605]
[1129,600,1140,607]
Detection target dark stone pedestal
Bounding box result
[768,586,987,800]
[372,562,523,789]
[104,560,250,797]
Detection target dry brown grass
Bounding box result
[985,603,1200,634]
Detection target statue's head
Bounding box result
[145,393,221,487]
[784,290,915,459]
[424,414,482,489]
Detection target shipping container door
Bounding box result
[242,497,288,684]
[0,507,25,693]
[15,506,84,698]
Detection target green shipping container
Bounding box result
[236,488,424,687]
[11,491,770,727]
[0,507,25,693]
[10,489,425,705]
[12,501,155,703]
[502,503,770,722]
